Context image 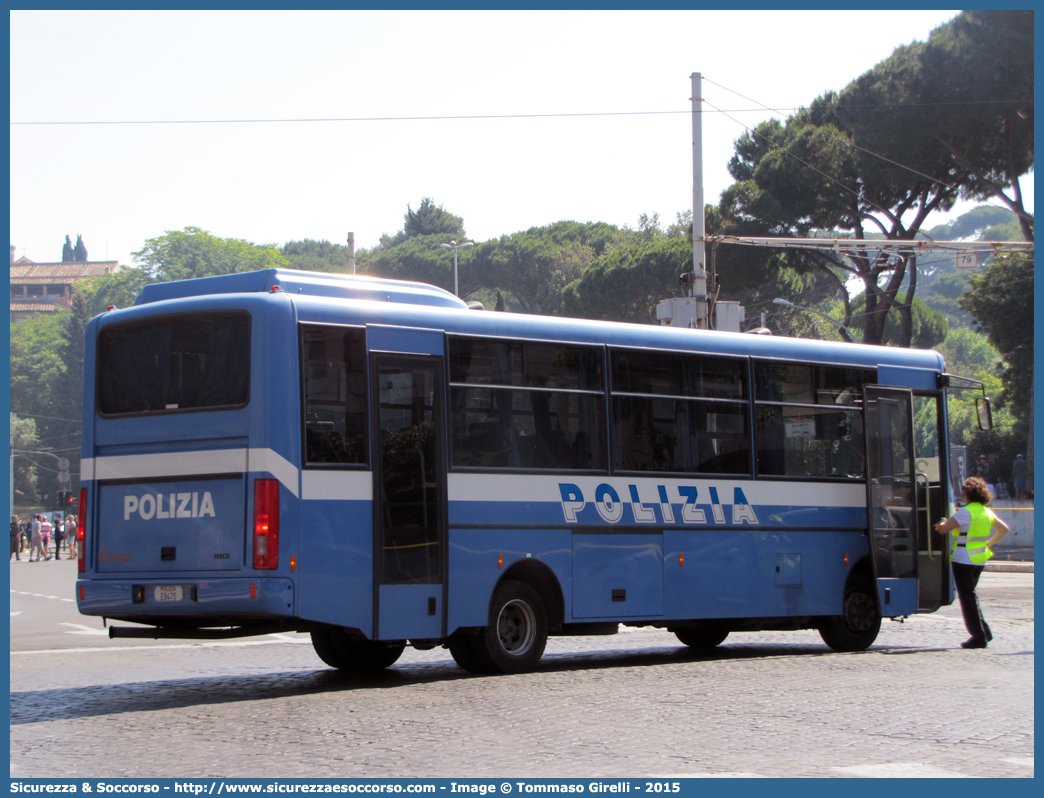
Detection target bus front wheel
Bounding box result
[310,626,405,673]
[453,580,548,674]
[819,582,881,652]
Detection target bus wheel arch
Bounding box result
[818,558,881,652]
[498,559,564,631]
[449,563,559,675]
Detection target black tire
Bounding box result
[447,632,486,674]
[674,626,729,649]
[310,626,405,673]
[819,581,881,652]
[469,580,548,674]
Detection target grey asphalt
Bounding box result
[9,557,1034,779]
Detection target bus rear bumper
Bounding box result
[76,576,296,623]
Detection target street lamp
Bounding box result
[440,240,473,297]
[772,298,854,340]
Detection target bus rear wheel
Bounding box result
[310,626,405,673]
[674,626,729,649]
[819,582,881,652]
[454,580,548,674]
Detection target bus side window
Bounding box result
[753,361,874,479]
[300,325,368,466]
[609,349,750,476]
[447,336,607,472]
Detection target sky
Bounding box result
[10,9,1033,268]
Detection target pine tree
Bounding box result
[62,235,74,262]
[73,234,88,262]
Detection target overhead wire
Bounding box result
[9,99,1031,126]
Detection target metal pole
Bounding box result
[453,249,459,298]
[691,72,708,328]
[346,232,356,275]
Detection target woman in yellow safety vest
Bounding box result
[934,477,1010,649]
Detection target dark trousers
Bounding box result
[952,562,992,643]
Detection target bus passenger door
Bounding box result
[863,386,919,615]
[370,350,447,642]
[913,393,950,612]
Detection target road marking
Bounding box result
[60,622,111,636]
[1002,758,1034,768]
[266,633,300,642]
[11,590,74,602]
[12,637,313,655]
[832,763,967,778]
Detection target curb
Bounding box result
[985,561,1033,573]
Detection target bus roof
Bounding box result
[134,268,469,310]
[130,268,945,374]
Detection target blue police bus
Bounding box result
[76,268,963,674]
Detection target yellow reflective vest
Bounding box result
[953,502,995,564]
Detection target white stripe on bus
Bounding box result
[301,470,372,501]
[83,448,299,498]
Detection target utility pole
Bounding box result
[690,71,709,329]
[346,232,356,275]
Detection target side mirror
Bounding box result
[975,397,993,431]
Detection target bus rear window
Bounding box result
[97,312,250,415]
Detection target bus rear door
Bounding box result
[368,325,447,643]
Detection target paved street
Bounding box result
[10,558,1034,779]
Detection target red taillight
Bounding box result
[253,479,279,570]
[77,488,87,574]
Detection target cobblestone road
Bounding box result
[10,573,1033,779]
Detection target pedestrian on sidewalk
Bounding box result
[935,477,1011,649]
[1012,454,1028,500]
[39,515,52,560]
[65,515,77,559]
[10,516,21,561]
[53,515,64,560]
[28,516,44,562]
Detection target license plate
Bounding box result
[154,585,183,602]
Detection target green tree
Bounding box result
[61,235,74,263]
[720,10,1032,346]
[282,239,351,273]
[133,226,288,282]
[917,11,1034,241]
[363,234,471,297]
[76,267,152,317]
[847,293,949,349]
[957,253,1033,414]
[73,234,88,262]
[957,252,1033,465]
[11,416,41,506]
[561,237,690,323]
[9,312,77,504]
[378,198,466,249]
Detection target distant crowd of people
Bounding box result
[972,453,1033,502]
[9,514,77,562]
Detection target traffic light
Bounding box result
[55,489,68,510]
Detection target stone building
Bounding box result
[9,245,120,323]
